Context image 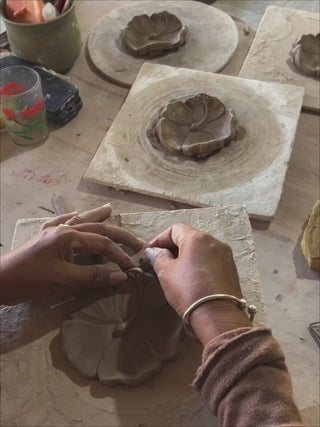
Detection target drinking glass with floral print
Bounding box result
[0,66,48,146]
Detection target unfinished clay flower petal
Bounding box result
[122,11,188,57]
[61,320,114,378]
[290,33,320,77]
[97,335,163,386]
[154,93,239,158]
[137,304,183,360]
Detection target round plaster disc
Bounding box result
[88,1,239,87]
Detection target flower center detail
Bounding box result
[190,123,198,131]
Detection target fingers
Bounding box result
[69,231,136,271]
[146,223,195,249]
[144,247,174,272]
[41,212,78,229]
[64,263,128,290]
[65,204,112,226]
[41,204,112,230]
[71,223,145,251]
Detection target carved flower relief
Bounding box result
[122,11,188,57]
[290,33,320,78]
[153,94,239,158]
[61,268,183,386]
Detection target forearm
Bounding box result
[1,253,21,305]
[189,299,252,346]
[193,327,305,427]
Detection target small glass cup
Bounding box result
[0,65,49,146]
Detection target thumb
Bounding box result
[144,247,174,273]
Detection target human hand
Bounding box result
[144,224,251,344]
[1,205,145,305]
[144,223,242,315]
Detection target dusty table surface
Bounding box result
[1,1,319,425]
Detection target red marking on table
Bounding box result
[11,168,53,184]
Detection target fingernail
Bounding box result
[109,271,128,285]
[103,203,111,209]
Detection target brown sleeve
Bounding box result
[192,327,305,427]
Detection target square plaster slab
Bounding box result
[1,206,265,427]
[239,6,319,112]
[85,63,304,221]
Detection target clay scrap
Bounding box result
[290,33,320,78]
[122,11,188,57]
[61,267,183,386]
[301,200,320,271]
[153,93,239,158]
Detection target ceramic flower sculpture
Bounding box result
[290,33,320,78]
[154,93,239,158]
[122,11,188,57]
[61,267,183,386]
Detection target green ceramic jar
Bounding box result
[2,2,81,73]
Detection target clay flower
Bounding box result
[61,268,183,386]
[290,33,320,78]
[19,99,45,120]
[154,93,239,158]
[122,11,188,57]
[0,81,26,96]
[2,108,16,121]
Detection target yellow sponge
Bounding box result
[301,200,320,271]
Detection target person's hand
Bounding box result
[144,223,242,315]
[1,205,145,306]
[144,224,252,345]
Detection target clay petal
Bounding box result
[158,13,184,41]
[182,131,224,157]
[150,12,170,35]
[61,319,114,378]
[132,271,167,318]
[291,44,302,68]
[203,108,234,139]
[202,97,226,124]
[182,109,234,157]
[300,52,320,73]
[163,100,193,124]
[97,335,162,386]
[130,14,154,35]
[71,288,136,325]
[136,304,183,361]
[186,95,225,126]
[125,31,149,49]
[156,117,189,154]
[300,34,320,53]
